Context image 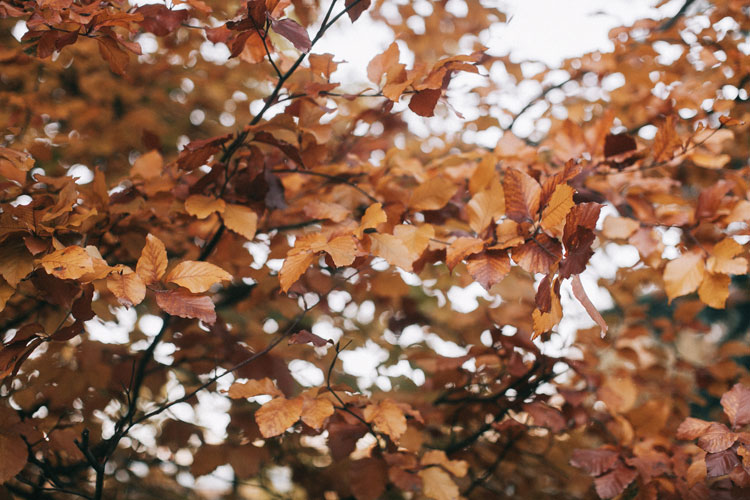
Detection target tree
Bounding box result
[1,0,749,498]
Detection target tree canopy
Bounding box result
[1,0,750,498]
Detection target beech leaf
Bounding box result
[663,251,705,303]
[221,204,258,241]
[504,168,541,223]
[165,261,232,293]
[571,274,607,337]
[227,378,283,399]
[364,399,407,440]
[107,269,146,307]
[255,397,303,438]
[136,234,168,285]
[270,18,311,52]
[155,289,216,324]
[41,246,95,280]
[185,195,226,219]
[720,384,750,428]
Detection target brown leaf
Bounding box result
[601,216,640,240]
[664,251,705,303]
[409,89,442,117]
[345,0,371,22]
[304,200,349,223]
[465,250,510,291]
[421,450,468,478]
[721,384,750,428]
[279,249,315,293]
[41,246,94,280]
[288,329,330,347]
[107,269,146,307]
[136,234,168,285]
[155,289,216,324]
[570,448,619,476]
[364,399,407,441]
[697,423,737,453]
[418,467,459,500]
[504,168,541,223]
[0,432,27,484]
[572,274,607,337]
[227,378,283,399]
[410,176,457,211]
[165,261,232,293]
[270,17,311,52]
[255,397,303,438]
[356,203,387,238]
[467,181,505,234]
[350,457,387,500]
[136,4,189,36]
[676,417,712,440]
[705,449,740,478]
[540,184,575,236]
[0,240,35,287]
[324,235,357,267]
[367,42,399,85]
[185,195,226,219]
[96,36,129,76]
[594,464,637,499]
[604,133,637,158]
[445,237,484,271]
[698,272,730,309]
[222,204,258,241]
[300,397,334,429]
[512,234,562,274]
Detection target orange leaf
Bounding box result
[227,378,283,399]
[664,251,705,302]
[512,234,562,274]
[255,397,303,438]
[323,235,357,267]
[279,249,316,293]
[465,250,510,291]
[0,240,35,287]
[221,204,258,241]
[185,195,226,219]
[0,278,14,313]
[367,42,399,85]
[165,261,232,293]
[370,225,433,272]
[602,216,640,240]
[300,397,334,429]
[532,285,562,338]
[445,237,484,271]
[97,36,129,75]
[356,202,387,238]
[410,176,457,211]
[364,399,407,440]
[706,238,748,275]
[132,150,163,180]
[304,200,350,223]
[107,268,146,307]
[697,423,737,453]
[467,182,505,234]
[136,233,168,285]
[41,246,94,280]
[420,450,468,478]
[503,168,541,223]
[676,417,712,440]
[540,184,575,236]
[698,272,730,309]
[155,288,216,324]
[720,384,750,428]
[0,432,27,484]
[571,274,607,337]
[690,152,731,169]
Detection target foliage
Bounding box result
[1,0,750,498]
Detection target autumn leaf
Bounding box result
[601,216,640,240]
[663,251,705,303]
[706,238,748,275]
[698,272,730,309]
[367,41,399,85]
[570,449,619,476]
[97,36,129,75]
[300,397,334,429]
[676,417,712,440]
[594,464,637,499]
[41,246,94,280]
[571,274,607,337]
[345,0,371,22]
[720,384,750,428]
[227,378,283,399]
[421,450,468,478]
[222,204,258,241]
[370,233,415,271]
[304,200,349,223]
[356,202,387,238]
[255,397,303,438]
[0,432,27,484]
[323,235,357,267]
[418,467,459,500]
[289,329,330,347]
[409,89,442,117]
[364,399,407,440]
[504,168,541,223]
[270,18,311,52]
[155,289,216,324]
[410,176,457,211]
[512,234,562,274]
[185,194,226,219]
[467,181,505,234]
[136,234,168,285]
[445,237,484,271]
[465,250,510,290]
[540,184,575,236]
[0,240,35,287]
[697,423,737,453]
[165,261,232,293]
[107,268,146,307]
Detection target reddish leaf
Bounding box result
[697,423,737,453]
[593,464,637,499]
[535,274,552,313]
[511,234,562,274]
[408,89,442,117]
[270,18,311,52]
[676,417,712,440]
[604,133,637,158]
[465,250,510,291]
[705,449,740,478]
[721,384,750,428]
[571,274,607,337]
[136,5,189,36]
[96,36,129,76]
[569,449,619,476]
[289,329,330,347]
[504,168,541,223]
[345,0,371,22]
[155,289,217,324]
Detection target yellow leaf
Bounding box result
[467,181,504,234]
[664,251,705,303]
[418,467,459,500]
[698,272,731,309]
[394,224,433,259]
[363,399,407,440]
[356,203,387,238]
[255,397,303,438]
[136,234,168,285]
[540,184,575,236]
[532,288,562,338]
[185,195,226,219]
[227,378,283,399]
[40,246,94,280]
[165,261,232,293]
[222,204,258,241]
[107,268,146,307]
[410,176,457,211]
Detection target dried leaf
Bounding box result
[271,18,311,52]
[540,184,575,236]
[41,246,94,280]
[185,195,226,219]
[356,202,387,238]
[721,384,750,428]
[165,261,232,293]
[410,176,457,211]
[697,423,737,453]
[364,399,407,440]
[676,417,712,440]
[504,168,541,223]
[512,234,562,274]
[421,450,468,478]
[300,397,334,429]
[0,432,27,484]
[0,240,34,287]
[222,203,258,241]
[345,0,371,22]
[698,272,730,309]
[155,289,216,324]
[107,269,146,307]
[467,182,505,234]
[571,274,607,337]
[601,216,640,240]
[445,237,484,271]
[289,329,330,347]
[409,89,442,117]
[594,464,637,499]
[255,397,303,438]
[465,250,510,290]
[604,133,637,158]
[279,249,315,293]
[418,467,459,500]
[227,378,283,399]
[97,36,129,75]
[705,449,740,478]
[324,235,357,267]
[664,251,705,303]
[137,234,168,285]
[706,238,748,275]
[570,448,619,476]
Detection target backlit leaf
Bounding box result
[255,397,303,438]
[137,234,168,285]
[408,89,442,117]
[706,238,748,275]
[601,216,640,240]
[155,289,216,324]
[165,261,232,293]
[445,237,484,271]
[356,202,387,238]
[540,184,575,236]
[465,250,510,290]
[419,467,459,500]
[410,176,457,211]
[41,246,94,280]
[364,399,407,440]
[698,272,730,309]
[227,378,283,399]
[512,234,562,274]
[504,168,541,223]
[185,195,226,219]
[572,274,607,337]
[271,18,311,52]
[467,181,505,234]
[221,204,258,241]
[300,397,334,429]
[107,268,146,307]
[664,251,705,303]
[279,249,316,293]
[345,0,371,22]
[324,235,357,267]
[420,450,468,478]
